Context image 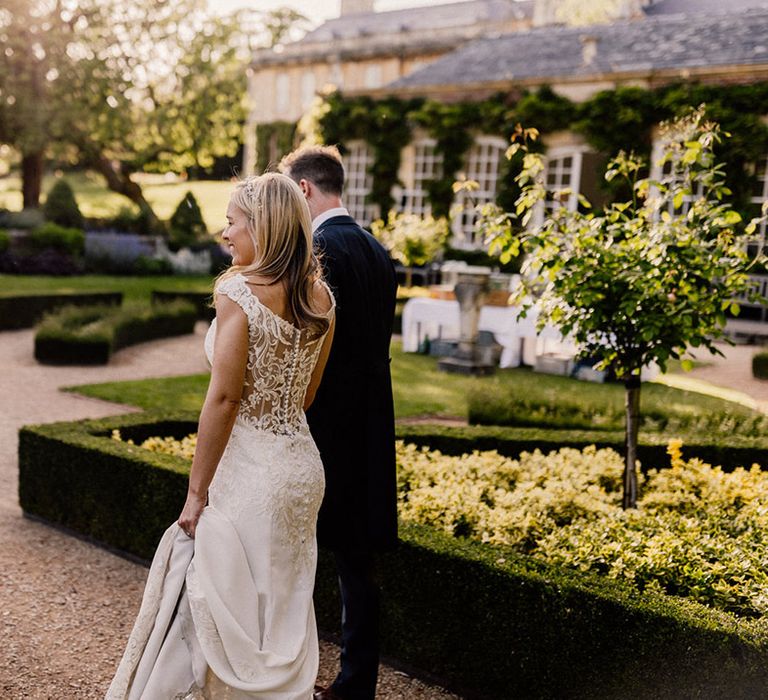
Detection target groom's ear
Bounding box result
[299,178,311,199]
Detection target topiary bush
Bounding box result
[43,179,84,229]
[753,351,768,379]
[168,191,207,251]
[27,222,85,256]
[17,413,768,699]
[34,300,197,364]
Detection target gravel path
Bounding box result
[0,325,459,700]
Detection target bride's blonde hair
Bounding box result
[215,173,330,337]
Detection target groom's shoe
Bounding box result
[313,686,343,700]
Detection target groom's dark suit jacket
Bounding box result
[306,215,399,552]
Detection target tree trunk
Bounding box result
[21,151,44,209]
[623,374,641,509]
[90,155,160,231]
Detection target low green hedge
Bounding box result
[395,423,768,473]
[151,289,214,321]
[753,351,768,380]
[0,291,123,330]
[18,413,768,698]
[34,300,197,364]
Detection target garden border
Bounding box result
[18,412,768,699]
[0,291,123,330]
[395,423,768,473]
[33,300,198,364]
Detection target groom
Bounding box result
[282,145,398,700]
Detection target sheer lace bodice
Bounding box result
[205,273,334,437]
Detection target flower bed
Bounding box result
[18,412,768,697]
[33,300,197,364]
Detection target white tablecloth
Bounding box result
[401,297,574,368]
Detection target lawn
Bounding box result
[0,274,214,303]
[67,341,761,428]
[0,171,232,232]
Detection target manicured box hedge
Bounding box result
[152,289,214,321]
[34,300,197,364]
[0,291,122,330]
[753,351,768,380]
[395,423,768,473]
[18,413,768,699]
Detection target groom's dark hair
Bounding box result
[281,145,345,196]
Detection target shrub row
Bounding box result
[394,423,768,473]
[0,291,123,330]
[18,413,768,698]
[34,300,197,364]
[151,289,214,321]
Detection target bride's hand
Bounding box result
[178,493,207,539]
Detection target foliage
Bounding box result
[396,422,768,475]
[0,291,122,330]
[488,111,767,507]
[255,121,297,173]
[27,223,85,256]
[371,211,449,268]
[0,2,307,212]
[34,300,197,364]
[318,83,768,230]
[0,207,45,230]
[42,179,84,229]
[0,230,9,254]
[113,428,198,460]
[753,351,768,380]
[168,191,208,250]
[20,412,768,699]
[318,92,422,214]
[397,440,768,617]
[468,379,768,437]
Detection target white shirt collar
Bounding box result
[312,207,350,233]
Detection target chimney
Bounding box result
[340,0,375,15]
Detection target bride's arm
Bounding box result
[304,313,335,411]
[178,295,248,537]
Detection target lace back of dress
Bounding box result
[216,274,331,436]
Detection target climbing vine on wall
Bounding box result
[314,82,768,222]
[255,121,297,173]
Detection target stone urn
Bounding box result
[438,267,495,375]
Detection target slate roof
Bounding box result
[297,0,532,44]
[645,0,768,16]
[387,8,768,89]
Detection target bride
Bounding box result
[106,173,336,699]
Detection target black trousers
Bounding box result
[330,549,380,700]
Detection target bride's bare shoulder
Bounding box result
[312,279,334,315]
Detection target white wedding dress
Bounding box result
[107,273,334,700]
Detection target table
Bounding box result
[401,297,574,368]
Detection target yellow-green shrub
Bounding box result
[114,429,768,617]
[395,439,768,618]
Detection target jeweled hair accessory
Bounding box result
[243,179,256,198]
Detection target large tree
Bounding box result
[0,1,306,217]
